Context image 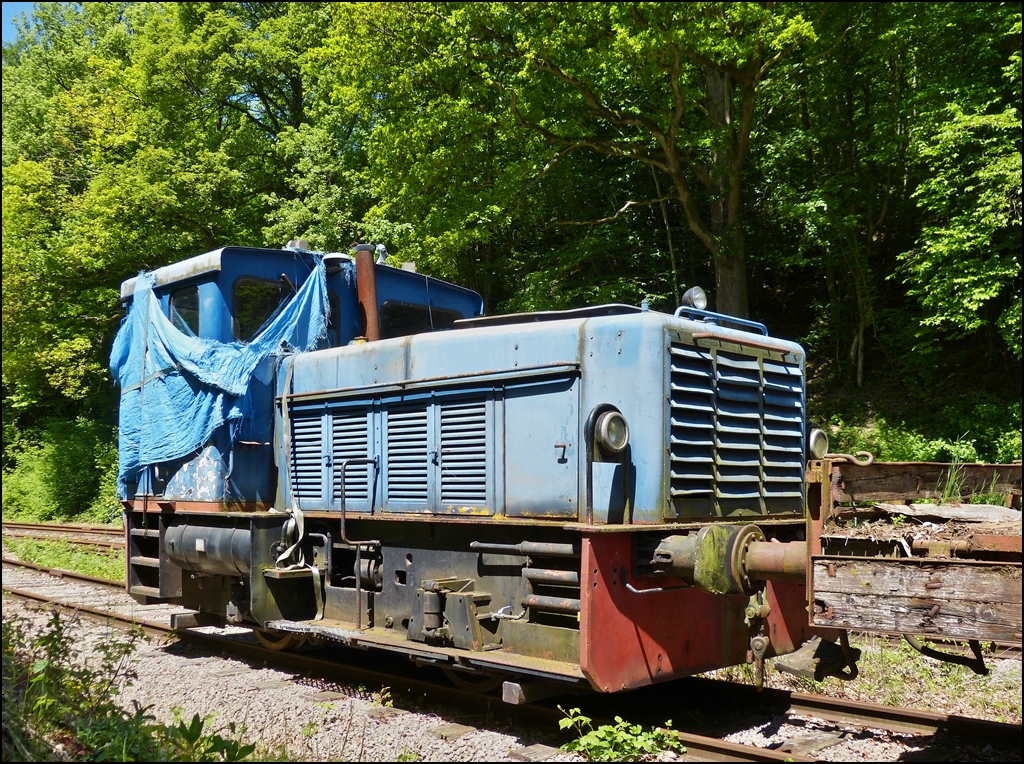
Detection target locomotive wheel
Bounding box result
[253,628,307,651]
[441,667,503,693]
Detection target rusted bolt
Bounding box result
[928,604,940,618]
[827,563,836,578]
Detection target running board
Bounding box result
[264,618,587,685]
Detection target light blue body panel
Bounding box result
[277,311,806,524]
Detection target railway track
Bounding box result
[2,521,125,549]
[3,556,1019,762]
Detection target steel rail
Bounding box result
[786,690,1022,748]
[678,676,1022,751]
[2,586,175,639]
[2,521,123,536]
[2,532,125,549]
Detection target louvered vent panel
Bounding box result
[290,414,323,501]
[761,359,804,498]
[714,352,762,499]
[440,400,488,505]
[386,407,429,502]
[670,342,805,510]
[332,411,370,503]
[669,345,715,497]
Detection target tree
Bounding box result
[321,2,816,316]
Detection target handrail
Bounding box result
[674,306,768,336]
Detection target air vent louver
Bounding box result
[670,342,804,512]
[440,400,488,505]
[290,414,324,501]
[332,410,370,502]
[386,406,429,503]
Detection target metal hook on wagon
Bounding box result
[825,450,875,467]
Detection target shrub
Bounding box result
[2,611,256,762]
[2,417,118,522]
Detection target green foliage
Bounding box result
[2,611,257,761]
[899,11,1022,358]
[558,706,685,762]
[823,399,1022,465]
[2,418,119,522]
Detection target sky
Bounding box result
[2,2,35,45]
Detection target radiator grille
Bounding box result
[332,410,370,502]
[386,406,429,502]
[439,400,488,505]
[290,414,323,501]
[669,343,804,512]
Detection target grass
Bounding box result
[707,634,1022,724]
[2,537,125,582]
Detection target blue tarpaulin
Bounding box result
[110,257,328,494]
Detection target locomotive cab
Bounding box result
[116,245,482,507]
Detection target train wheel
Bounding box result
[253,628,307,651]
[441,667,503,693]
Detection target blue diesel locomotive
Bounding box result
[113,242,832,694]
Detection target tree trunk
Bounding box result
[706,66,749,318]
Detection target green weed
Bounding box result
[558,706,685,762]
[2,610,256,761]
[2,537,125,581]
[938,454,969,505]
[799,634,1021,723]
[372,686,394,707]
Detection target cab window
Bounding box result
[380,300,463,339]
[170,285,200,336]
[234,278,291,342]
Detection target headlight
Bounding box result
[596,411,629,454]
[681,286,708,310]
[807,427,829,460]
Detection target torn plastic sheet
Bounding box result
[110,256,327,493]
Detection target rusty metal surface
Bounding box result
[355,245,381,341]
[120,500,269,514]
[745,541,807,583]
[521,594,580,614]
[579,533,814,692]
[663,729,815,762]
[265,617,586,681]
[912,535,1023,557]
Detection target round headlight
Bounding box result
[808,427,829,460]
[596,411,630,454]
[681,286,708,310]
